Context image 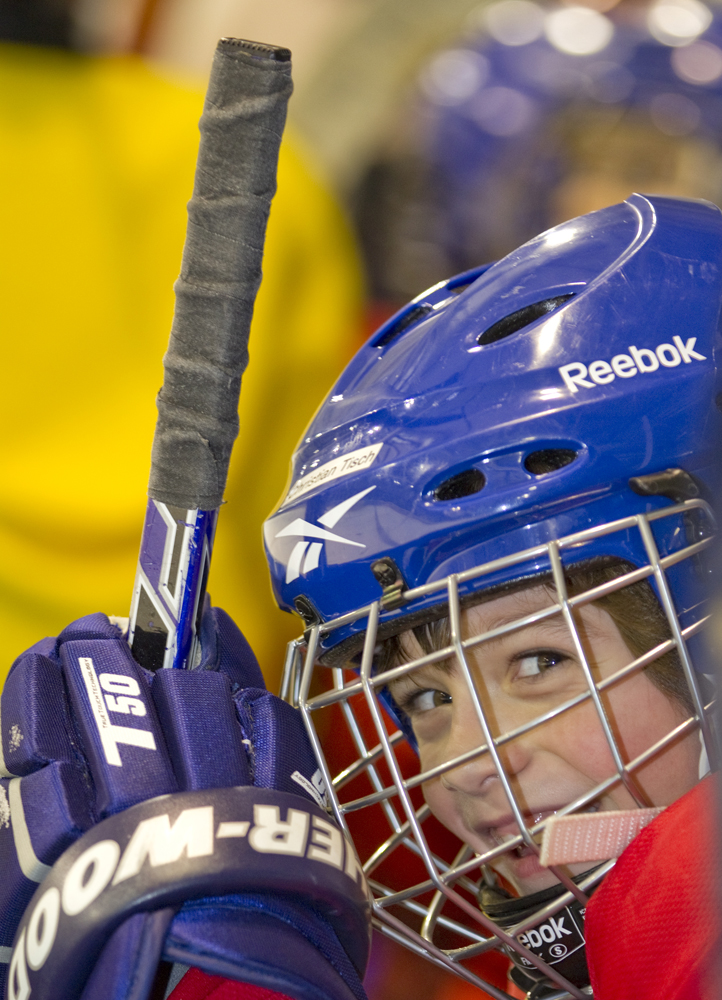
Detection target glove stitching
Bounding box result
[57,663,99,825]
[233,699,256,784]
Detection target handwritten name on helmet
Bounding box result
[559,337,706,393]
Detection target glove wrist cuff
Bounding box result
[9,787,370,1000]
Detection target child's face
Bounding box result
[388,583,699,896]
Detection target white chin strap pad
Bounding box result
[540,807,664,866]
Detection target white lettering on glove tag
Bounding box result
[78,658,156,767]
[290,768,330,810]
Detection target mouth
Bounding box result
[487,801,601,859]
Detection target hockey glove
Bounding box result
[0,607,370,1000]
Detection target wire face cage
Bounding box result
[281,500,716,1000]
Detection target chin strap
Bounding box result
[480,808,668,997]
[478,872,600,997]
[540,807,663,867]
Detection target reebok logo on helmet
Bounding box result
[274,486,376,584]
[559,337,706,393]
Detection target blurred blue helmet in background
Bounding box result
[355,0,722,303]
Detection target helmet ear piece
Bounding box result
[370,558,408,610]
[630,469,713,552]
[629,469,706,505]
[293,595,323,629]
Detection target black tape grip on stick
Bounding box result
[148,39,293,511]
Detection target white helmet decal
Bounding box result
[275,486,376,584]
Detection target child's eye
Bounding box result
[400,688,452,714]
[515,649,569,678]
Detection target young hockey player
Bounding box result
[1,193,718,1000]
[263,191,721,999]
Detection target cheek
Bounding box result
[422,778,470,843]
[538,700,619,783]
[418,749,451,821]
[422,777,447,818]
[418,745,470,840]
[603,675,699,799]
[604,673,684,757]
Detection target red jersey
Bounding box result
[585,776,719,1000]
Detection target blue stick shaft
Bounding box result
[129,503,218,671]
[127,39,291,670]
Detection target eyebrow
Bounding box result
[393,607,577,679]
[469,608,571,639]
[477,601,609,643]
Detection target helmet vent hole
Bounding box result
[477,294,575,346]
[434,468,485,501]
[375,304,434,348]
[524,449,577,475]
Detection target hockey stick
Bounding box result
[128,38,292,671]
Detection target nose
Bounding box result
[437,700,532,795]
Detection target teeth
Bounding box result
[492,804,601,846]
[490,831,517,848]
[490,803,601,851]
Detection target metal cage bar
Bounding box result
[282,501,715,999]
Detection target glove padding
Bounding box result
[0,607,370,1000]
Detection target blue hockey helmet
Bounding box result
[264,193,721,997]
[265,193,721,657]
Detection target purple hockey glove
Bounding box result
[0,607,370,1000]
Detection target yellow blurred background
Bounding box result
[0,4,366,690]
